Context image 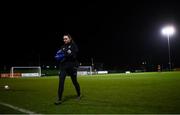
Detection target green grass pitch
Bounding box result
[0,72,180,114]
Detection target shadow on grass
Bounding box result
[63,95,78,102]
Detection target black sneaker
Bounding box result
[54,100,62,105]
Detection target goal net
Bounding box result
[77,66,92,75]
[10,66,41,78]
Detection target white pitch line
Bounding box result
[0,102,37,114]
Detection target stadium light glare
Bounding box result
[162,26,175,36]
[161,25,175,71]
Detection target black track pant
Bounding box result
[58,68,80,100]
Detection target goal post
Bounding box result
[77,66,93,75]
[10,66,41,78]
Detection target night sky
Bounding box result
[1,1,180,70]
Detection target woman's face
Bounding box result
[63,35,71,44]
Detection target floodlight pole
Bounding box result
[167,34,171,71]
[91,57,94,71]
[162,25,175,71]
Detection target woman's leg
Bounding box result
[70,69,81,97]
[58,71,66,101]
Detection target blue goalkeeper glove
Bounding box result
[54,50,65,61]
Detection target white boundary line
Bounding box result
[0,102,37,114]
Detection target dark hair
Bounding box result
[63,33,75,43]
[64,33,72,39]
